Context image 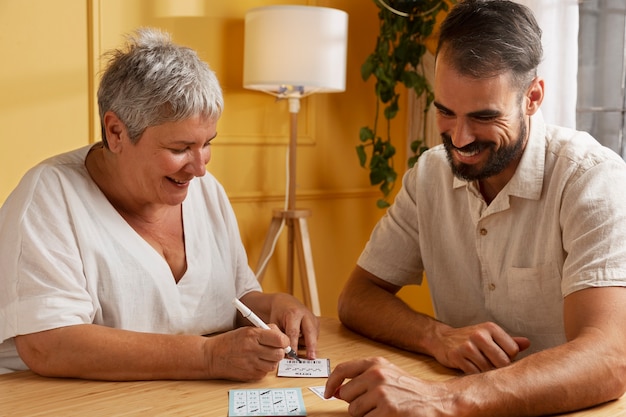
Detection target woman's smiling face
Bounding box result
[115,113,218,208]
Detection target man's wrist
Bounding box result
[413,316,449,358]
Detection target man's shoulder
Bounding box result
[544,124,624,168]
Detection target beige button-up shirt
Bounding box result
[358,112,626,355]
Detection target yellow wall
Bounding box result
[0,0,433,318]
[0,0,90,199]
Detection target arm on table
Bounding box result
[14,322,289,382]
[14,290,318,381]
[338,266,529,372]
[327,286,626,416]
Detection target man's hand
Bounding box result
[432,322,530,373]
[324,357,457,417]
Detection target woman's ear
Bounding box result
[525,77,544,116]
[102,111,128,153]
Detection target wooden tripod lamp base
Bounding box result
[255,208,321,316]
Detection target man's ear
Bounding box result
[102,111,128,153]
[525,77,544,116]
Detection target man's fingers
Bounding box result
[514,336,531,352]
[324,358,379,399]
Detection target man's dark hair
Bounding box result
[436,0,543,90]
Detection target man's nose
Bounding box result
[451,119,475,149]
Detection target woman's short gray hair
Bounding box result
[97,27,223,145]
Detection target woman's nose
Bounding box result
[189,148,208,177]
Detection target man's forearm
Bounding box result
[448,336,625,416]
[337,270,444,357]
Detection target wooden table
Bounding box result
[0,317,624,416]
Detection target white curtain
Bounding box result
[513,0,579,129]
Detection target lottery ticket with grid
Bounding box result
[228,388,307,416]
[277,358,331,378]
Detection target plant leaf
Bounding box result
[376,199,390,209]
[359,126,374,142]
[361,55,376,81]
[356,145,367,167]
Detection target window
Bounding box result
[577,0,626,158]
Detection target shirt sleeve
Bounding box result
[357,165,425,287]
[560,152,626,296]
[0,164,94,343]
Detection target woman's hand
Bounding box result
[240,292,319,360]
[203,324,290,381]
[266,293,319,359]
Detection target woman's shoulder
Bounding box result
[37,144,94,169]
[4,145,95,208]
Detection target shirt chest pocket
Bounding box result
[504,263,564,335]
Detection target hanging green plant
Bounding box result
[358,0,452,208]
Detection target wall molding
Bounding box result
[228,187,380,204]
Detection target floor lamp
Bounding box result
[243,5,348,316]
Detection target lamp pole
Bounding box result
[287,97,299,212]
[254,94,320,315]
[285,98,298,294]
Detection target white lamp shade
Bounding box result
[243,5,348,95]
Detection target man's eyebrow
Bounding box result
[433,101,451,113]
[433,102,501,118]
[467,109,501,118]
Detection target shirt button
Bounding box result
[489,283,496,291]
[480,228,488,236]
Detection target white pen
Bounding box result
[232,298,301,362]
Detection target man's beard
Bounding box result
[442,115,527,181]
